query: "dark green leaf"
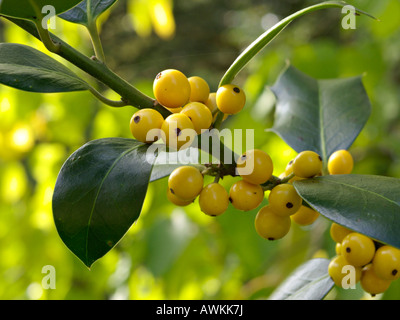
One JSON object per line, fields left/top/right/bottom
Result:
{"left": 59, "top": 0, "right": 118, "bottom": 26}
{"left": 0, "top": 0, "right": 84, "bottom": 21}
{"left": 0, "top": 43, "right": 89, "bottom": 93}
{"left": 268, "top": 258, "right": 334, "bottom": 300}
{"left": 294, "top": 175, "right": 400, "bottom": 248}
{"left": 52, "top": 138, "right": 156, "bottom": 268}
{"left": 269, "top": 64, "right": 371, "bottom": 164}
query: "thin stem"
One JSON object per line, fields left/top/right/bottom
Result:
{"left": 28, "top": 0, "right": 61, "bottom": 53}
{"left": 88, "top": 86, "right": 128, "bottom": 107}
{"left": 218, "top": 1, "right": 378, "bottom": 87}
{"left": 5, "top": 17, "right": 171, "bottom": 118}
{"left": 34, "top": 20, "right": 61, "bottom": 53}
{"left": 87, "top": 21, "right": 106, "bottom": 63}
{"left": 212, "top": 111, "right": 224, "bottom": 130}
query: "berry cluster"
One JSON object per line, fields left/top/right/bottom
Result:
{"left": 329, "top": 223, "right": 400, "bottom": 296}
{"left": 167, "top": 149, "right": 326, "bottom": 242}
{"left": 256, "top": 150, "right": 323, "bottom": 241}
{"left": 325, "top": 150, "right": 399, "bottom": 297}
{"left": 129, "top": 69, "right": 246, "bottom": 149}
{"left": 167, "top": 148, "right": 272, "bottom": 217}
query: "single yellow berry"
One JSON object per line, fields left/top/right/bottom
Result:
{"left": 328, "top": 255, "right": 362, "bottom": 288}
{"left": 129, "top": 108, "right": 164, "bottom": 143}
{"left": 255, "top": 205, "right": 291, "bottom": 240}
{"left": 161, "top": 113, "right": 196, "bottom": 150}
{"left": 168, "top": 166, "right": 203, "bottom": 201}
{"left": 180, "top": 102, "right": 213, "bottom": 134}
{"left": 188, "top": 76, "right": 210, "bottom": 103}
{"left": 229, "top": 180, "right": 264, "bottom": 211}
{"left": 292, "top": 150, "right": 323, "bottom": 178}
{"left": 236, "top": 149, "right": 273, "bottom": 185}
{"left": 153, "top": 69, "right": 191, "bottom": 108}
{"left": 268, "top": 184, "right": 302, "bottom": 217}
{"left": 341, "top": 232, "right": 376, "bottom": 267}
{"left": 199, "top": 183, "right": 229, "bottom": 216}
{"left": 361, "top": 263, "right": 392, "bottom": 296}
{"left": 330, "top": 222, "right": 352, "bottom": 243}
{"left": 291, "top": 205, "right": 320, "bottom": 226}
{"left": 372, "top": 245, "right": 400, "bottom": 281}
{"left": 216, "top": 84, "right": 246, "bottom": 115}
{"left": 328, "top": 149, "right": 354, "bottom": 175}
{"left": 167, "top": 188, "right": 193, "bottom": 206}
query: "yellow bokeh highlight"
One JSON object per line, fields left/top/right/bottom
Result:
{"left": 128, "top": 0, "right": 176, "bottom": 40}
{"left": 0, "top": 161, "right": 28, "bottom": 204}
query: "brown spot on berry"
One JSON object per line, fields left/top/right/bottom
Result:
{"left": 170, "top": 188, "right": 175, "bottom": 194}
{"left": 229, "top": 197, "right": 233, "bottom": 203}
{"left": 346, "top": 247, "right": 351, "bottom": 253}
{"left": 233, "top": 87, "right": 240, "bottom": 93}
{"left": 134, "top": 116, "right": 140, "bottom": 124}
{"left": 318, "top": 155, "right": 322, "bottom": 161}
{"left": 286, "top": 202, "right": 293, "bottom": 209}
{"left": 392, "top": 269, "right": 398, "bottom": 276}
{"left": 268, "top": 237, "right": 275, "bottom": 241}
{"left": 175, "top": 128, "right": 182, "bottom": 136}
{"left": 156, "top": 72, "right": 162, "bottom": 80}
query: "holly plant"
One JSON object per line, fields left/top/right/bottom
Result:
{"left": 1, "top": 0, "right": 399, "bottom": 300}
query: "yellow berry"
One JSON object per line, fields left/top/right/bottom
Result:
{"left": 255, "top": 205, "right": 291, "bottom": 240}
{"left": 229, "top": 180, "right": 264, "bottom": 211}
{"left": 129, "top": 109, "right": 164, "bottom": 143}
{"left": 291, "top": 205, "right": 320, "bottom": 226}
{"left": 328, "top": 149, "right": 354, "bottom": 175}
{"left": 199, "top": 183, "right": 229, "bottom": 216}
{"left": 268, "top": 184, "right": 302, "bottom": 217}
{"left": 341, "top": 232, "right": 376, "bottom": 267}
{"left": 328, "top": 255, "right": 362, "bottom": 288}
{"left": 372, "top": 245, "right": 400, "bottom": 281}
{"left": 330, "top": 222, "right": 352, "bottom": 243}
{"left": 216, "top": 84, "right": 246, "bottom": 115}
{"left": 188, "top": 76, "right": 210, "bottom": 103}
{"left": 153, "top": 69, "right": 191, "bottom": 108}
{"left": 292, "top": 150, "right": 323, "bottom": 178}
{"left": 361, "top": 263, "right": 392, "bottom": 296}
{"left": 236, "top": 149, "right": 273, "bottom": 185}
{"left": 167, "top": 188, "right": 193, "bottom": 206}
{"left": 205, "top": 92, "right": 218, "bottom": 114}
{"left": 168, "top": 166, "right": 203, "bottom": 201}
{"left": 180, "top": 102, "right": 213, "bottom": 134}
{"left": 161, "top": 113, "right": 196, "bottom": 150}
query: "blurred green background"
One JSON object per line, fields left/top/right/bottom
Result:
{"left": 0, "top": 0, "right": 399, "bottom": 300}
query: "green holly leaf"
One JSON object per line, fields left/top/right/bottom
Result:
{"left": 0, "top": 43, "right": 89, "bottom": 93}
{"left": 269, "top": 64, "right": 371, "bottom": 165}
{"left": 294, "top": 175, "right": 400, "bottom": 249}
{"left": 52, "top": 138, "right": 156, "bottom": 268}
{"left": 59, "top": 0, "right": 118, "bottom": 26}
{"left": 0, "top": 0, "right": 84, "bottom": 21}
{"left": 268, "top": 258, "right": 334, "bottom": 300}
